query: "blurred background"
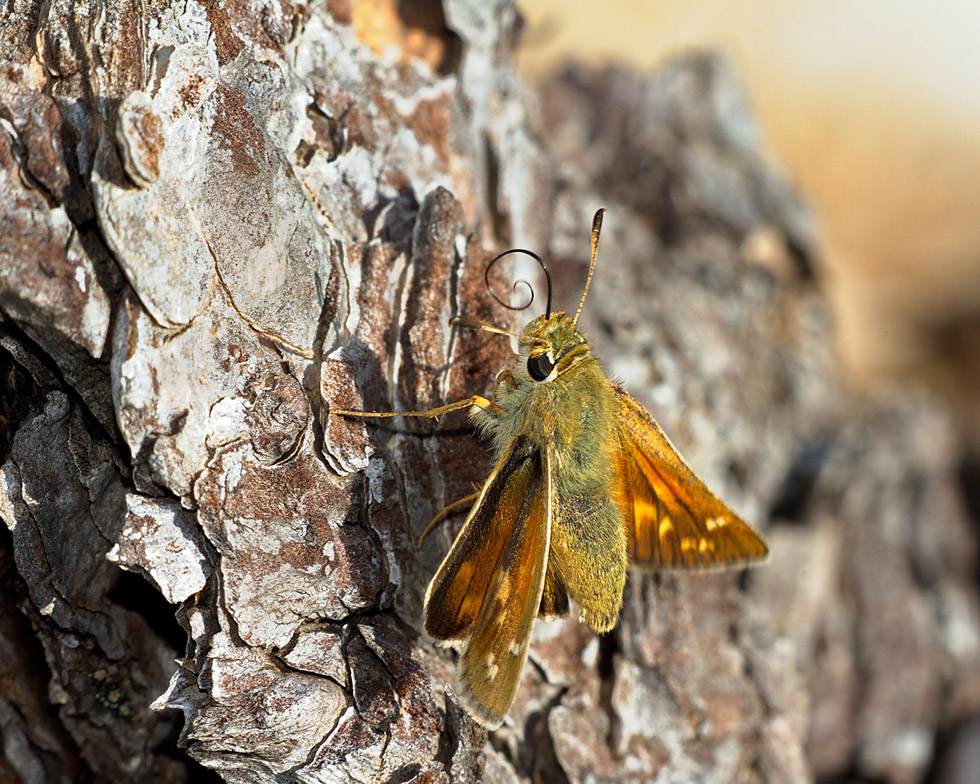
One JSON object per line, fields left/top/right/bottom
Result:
{"left": 516, "top": 0, "right": 980, "bottom": 439}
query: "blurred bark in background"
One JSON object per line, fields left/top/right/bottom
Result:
{"left": 519, "top": 0, "right": 980, "bottom": 439}
{"left": 1, "top": 1, "right": 978, "bottom": 782}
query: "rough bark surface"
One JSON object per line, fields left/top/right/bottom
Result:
{"left": 1, "top": 2, "right": 978, "bottom": 783}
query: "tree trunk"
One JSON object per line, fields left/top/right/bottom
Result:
{"left": 2, "top": 2, "right": 978, "bottom": 782}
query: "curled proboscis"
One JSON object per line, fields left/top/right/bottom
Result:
{"left": 484, "top": 248, "right": 553, "bottom": 318}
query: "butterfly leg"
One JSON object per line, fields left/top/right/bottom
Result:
{"left": 493, "top": 369, "right": 517, "bottom": 395}
{"left": 450, "top": 316, "right": 521, "bottom": 359}
{"left": 416, "top": 491, "right": 480, "bottom": 549}
{"left": 331, "top": 395, "right": 505, "bottom": 421}
{"left": 412, "top": 380, "right": 512, "bottom": 545}
{"left": 450, "top": 315, "right": 519, "bottom": 340}
{"left": 466, "top": 371, "right": 518, "bottom": 433}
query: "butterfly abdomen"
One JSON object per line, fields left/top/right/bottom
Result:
{"left": 550, "top": 486, "right": 628, "bottom": 633}
{"left": 546, "top": 365, "right": 629, "bottom": 633}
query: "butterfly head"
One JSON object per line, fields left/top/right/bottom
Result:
{"left": 518, "top": 312, "right": 591, "bottom": 383}
{"left": 477, "top": 209, "right": 608, "bottom": 385}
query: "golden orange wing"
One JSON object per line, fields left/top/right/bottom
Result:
{"left": 423, "top": 436, "right": 551, "bottom": 727}
{"left": 424, "top": 436, "right": 546, "bottom": 644}
{"left": 613, "top": 385, "right": 768, "bottom": 569}
{"left": 454, "top": 445, "right": 551, "bottom": 727}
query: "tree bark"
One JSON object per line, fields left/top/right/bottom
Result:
{"left": 2, "top": 2, "right": 979, "bottom": 783}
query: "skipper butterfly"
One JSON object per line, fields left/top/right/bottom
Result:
{"left": 333, "top": 210, "right": 768, "bottom": 727}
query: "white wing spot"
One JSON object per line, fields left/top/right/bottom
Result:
{"left": 488, "top": 663, "right": 499, "bottom": 680}
{"left": 509, "top": 640, "right": 522, "bottom": 656}
{"left": 706, "top": 517, "right": 727, "bottom": 531}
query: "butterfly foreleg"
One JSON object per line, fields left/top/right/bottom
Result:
{"left": 467, "top": 370, "right": 517, "bottom": 434}
{"left": 332, "top": 395, "right": 505, "bottom": 422}
{"left": 493, "top": 369, "right": 517, "bottom": 397}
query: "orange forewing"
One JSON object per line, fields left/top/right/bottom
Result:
{"left": 423, "top": 436, "right": 552, "bottom": 727}
{"left": 613, "top": 386, "right": 768, "bottom": 569}
{"left": 456, "top": 448, "right": 551, "bottom": 727}
{"left": 424, "top": 437, "right": 539, "bottom": 642}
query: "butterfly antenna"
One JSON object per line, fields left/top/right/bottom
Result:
{"left": 573, "top": 208, "right": 606, "bottom": 327}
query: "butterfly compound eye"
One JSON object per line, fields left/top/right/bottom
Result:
{"left": 527, "top": 353, "right": 554, "bottom": 381}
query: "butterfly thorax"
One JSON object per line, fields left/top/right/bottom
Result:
{"left": 474, "top": 312, "right": 621, "bottom": 496}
